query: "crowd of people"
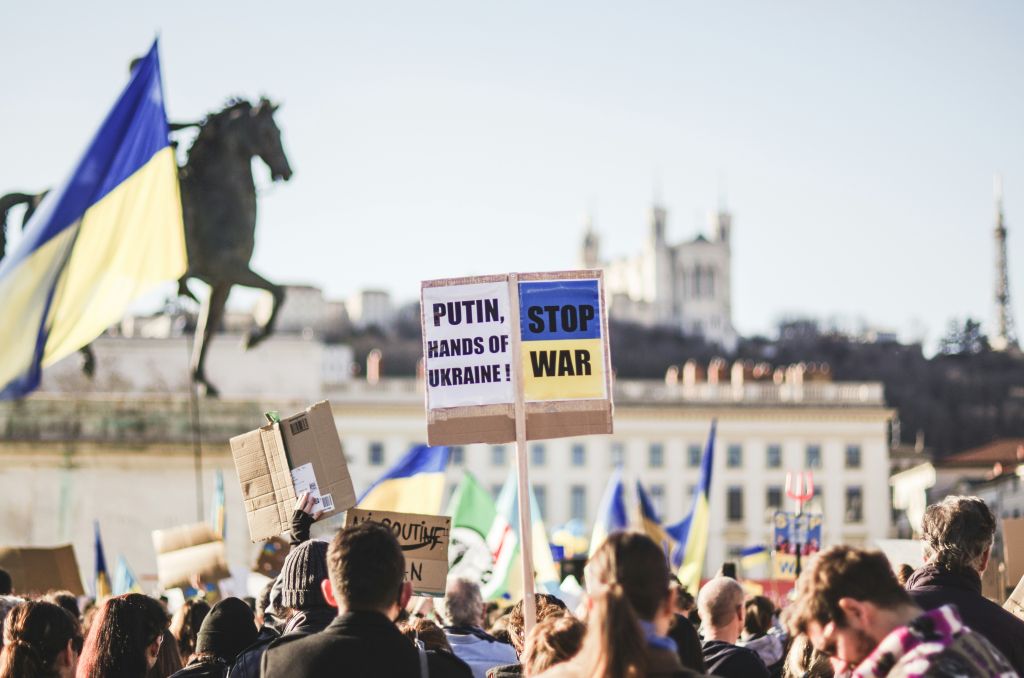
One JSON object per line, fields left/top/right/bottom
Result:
{"left": 1, "top": 493, "right": 1022, "bottom": 677}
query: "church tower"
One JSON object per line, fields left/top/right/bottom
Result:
{"left": 581, "top": 214, "right": 600, "bottom": 269}
{"left": 992, "top": 175, "right": 1019, "bottom": 351}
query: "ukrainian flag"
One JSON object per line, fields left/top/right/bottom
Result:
{"left": 589, "top": 466, "right": 627, "bottom": 557}
{"left": 113, "top": 555, "right": 143, "bottom": 595}
{"left": 637, "top": 481, "right": 677, "bottom": 560}
{"left": 667, "top": 420, "right": 716, "bottom": 594}
{"left": 94, "top": 521, "right": 111, "bottom": 599}
{"left": 739, "top": 545, "right": 770, "bottom": 571}
{"left": 0, "top": 40, "right": 186, "bottom": 398}
{"left": 358, "top": 444, "right": 449, "bottom": 513}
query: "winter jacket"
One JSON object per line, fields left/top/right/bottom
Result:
{"left": 701, "top": 639, "right": 770, "bottom": 678}
{"left": 169, "top": 657, "right": 229, "bottom": 678}
{"left": 444, "top": 627, "right": 519, "bottom": 678}
{"left": 906, "top": 563, "right": 1024, "bottom": 674}
{"left": 667, "top": 613, "right": 706, "bottom": 673}
{"left": 225, "top": 626, "right": 278, "bottom": 678}
{"left": 740, "top": 631, "right": 785, "bottom": 678}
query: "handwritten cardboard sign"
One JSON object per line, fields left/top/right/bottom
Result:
{"left": 344, "top": 508, "right": 450, "bottom": 597}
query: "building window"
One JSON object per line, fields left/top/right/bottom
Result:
{"left": 846, "top": 487, "right": 863, "bottom": 522}
{"left": 649, "top": 443, "right": 664, "bottom": 468}
{"left": 450, "top": 446, "right": 465, "bottom": 466}
{"left": 845, "top": 444, "right": 862, "bottom": 469}
{"left": 806, "top": 444, "right": 822, "bottom": 470}
{"left": 610, "top": 442, "right": 624, "bottom": 467}
{"left": 727, "top": 444, "right": 742, "bottom": 468}
{"left": 649, "top": 484, "right": 665, "bottom": 514}
{"left": 491, "top": 445, "right": 506, "bottom": 467}
{"left": 534, "top": 485, "right": 547, "bottom": 518}
{"left": 688, "top": 444, "right": 702, "bottom": 468}
{"left": 727, "top": 486, "right": 744, "bottom": 522}
{"left": 570, "top": 485, "right": 586, "bottom": 521}
{"left": 767, "top": 486, "right": 783, "bottom": 511}
{"left": 369, "top": 442, "right": 385, "bottom": 466}
{"left": 767, "top": 444, "right": 782, "bottom": 469}
{"left": 531, "top": 443, "right": 546, "bottom": 467}
{"left": 571, "top": 444, "right": 585, "bottom": 467}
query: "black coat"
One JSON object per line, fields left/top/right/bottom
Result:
{"left": 906, "top": 564, "right": 1024, "bottom": 674}
{"left": 261, "top": 610, "right": 419, "bottom": 678}
{"left": 225, "top": 626, "right": 278, "bottom": 678}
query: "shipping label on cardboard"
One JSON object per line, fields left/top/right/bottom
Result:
{"left": 290, "top": 463, "right": 325, "bottom": 511}
{"left": 345, "top": 508, "right": 451, "bottom": 596}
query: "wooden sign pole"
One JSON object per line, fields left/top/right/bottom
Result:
{"left": 507, "top": 273, "right": 538, "bottom": 636}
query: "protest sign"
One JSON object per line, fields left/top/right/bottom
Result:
{"left": 152, "top": 523, "right": 230, "bottom": 590}
{"left": 0, "top": 545, "right": 84, "bottom": 595}
{"left": 254, "top": 536, "right": 291, "bottom": 579}
{"left": 1002, "top": 517, "right": 1024, "bottom": 586}
{"left": 344, "top": 508, "right": 450, "bottom": 596}
{"left": 229, "top": 401, "right": 357, "bottom": 542}
{"left": 772, "top": 511, "right": 823, "bottom": 555}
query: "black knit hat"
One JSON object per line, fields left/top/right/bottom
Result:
{"left": 195, "top": 597, "right": 257, "bottom": 662}
{"left": 280, "top": 540, "right": 330, "bottom": 609}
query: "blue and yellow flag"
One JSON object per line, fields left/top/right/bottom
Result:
{"left": 739, "top": 545, "right": 770, "bottom": 571}
{"left": 589, "top": 466, "right": 628, "bottom": 557}
{"left": 112, "top": 555, "right": 143, "bottom": 595}
{"left": 0, "top": 40, "right": 186, "bottom": 398}
{"left": 637, "top": 480, "right": 677, "bottom": 559}
{"left": 210, "top": 469, "right": 226, "bottom": 539}
{"left": 358, "top": 444, "right": 448, "bottom": 513}
{"left": 94, "top": 521, "right": 111, "bottom": 599}
{"left": 667, "top": 420, "right": 716, "bottom": 593}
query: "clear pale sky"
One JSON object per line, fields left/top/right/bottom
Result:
{"left": 3, "top": 2, "right": 1022, "bottom": 345}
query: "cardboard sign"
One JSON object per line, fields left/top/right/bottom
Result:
{"left": 422, "top": 271, "right": 613, "bottom": 445}
{"left": 773, "top": 553, "right": 798, "bottom": 581}
{"left": 1002, "top": 517, "right": 1024, "bottom": 586}
{"left": 344, "top": 508, "right": 450, "bottom": 597}
{"left": 1004, "top": 572, "right": 1024, "bottom": 620}
{"left": 254, "top": 536, "right": 291, "bottom": 579}
{"left": 229, "top": 401, "right": 357, "bottom": 542}
{"left": 152, "top": 523, "right": 231, "bottom": 590}
{"left": 0, "top": 545, "right": 84, "bottom": 595}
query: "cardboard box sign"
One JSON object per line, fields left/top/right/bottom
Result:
{"left": 254, "top": 537, "right": 291, "bottom": 579}
{"left": 344, "top": 508, "right": 450, "bottom": 597}
{"left": 152, "top": 523, "right": 230, "bottom": 590}
{"left": 1003, "top": 517, "right": 1024, "bottom": 587}
{"left": 229, "top": 401, "right": 357, "bottom": 543}
{"left": 0, "top": 545, "right": 84, "bottom": 596}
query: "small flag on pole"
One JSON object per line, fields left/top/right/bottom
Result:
{"left": 94, "top": 521, "right": 111, "bottom": 598}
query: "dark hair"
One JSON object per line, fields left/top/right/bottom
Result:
{"left": 145, "top": 630, "right": 182, "bottom": 678}
{"left": 786, "top": 546, "right": 911, "bottom": 635}
{"left": 0, "top": 570, "right": 10, "bottom": 596}
{"left": 327, "top": 522, "right": 405, "bottom": 612}
{"left": 922, "top": 496, "right": 996, "bottom": 572}
{"left": 521, "top": 616, "right": 585, "bottom": 676}
{"left": 0, "top": 601, "right": 82, "bottom": 678}
{"left": 743, "top": 595, "right": 774, "bottom": 637}
{"left": 43, "top": 591, "right": 80, "bottom": 621}
{"left": 507, "top": 594, "right": 568, "bottom": 654}
{"left": 169, "top": 599, "right": 210, "bottom": 659}
{"left": 77, "top": 593, "right": 169, "bottom": 678}
{"left": 397, "top": 617, "right": 452, "bottom": 653}
{"left": 669, "top": 575, "right": 695, "bottom": 613}
{"left": 895, "top": 563, "right": 915, "bottom": 587}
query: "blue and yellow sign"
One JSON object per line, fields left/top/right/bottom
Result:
{"left": 518, "top": 279, "right": 606, "bottom": 401}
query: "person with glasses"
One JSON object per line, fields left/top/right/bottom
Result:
{"left": 784, "top": 546, "right": 1016, "bottom": 677}
{"left": 0, "top": 600, "right": 83, "bottom": 678}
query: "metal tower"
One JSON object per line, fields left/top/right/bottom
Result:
{"left": 992, "top": 175, "right": 1019, "bottom": 351}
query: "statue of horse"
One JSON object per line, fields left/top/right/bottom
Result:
{"left": 0, "top": 96, "right": 293, "bottom": 397}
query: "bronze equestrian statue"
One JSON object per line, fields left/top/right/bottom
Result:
{"left": 0, "top": 96, "right": 293, "bottom": 397}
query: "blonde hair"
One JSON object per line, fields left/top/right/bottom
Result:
{"left": 521, "top": 616, "right": 585, "bottom": 676}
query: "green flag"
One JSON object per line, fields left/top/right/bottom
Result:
{"left": 447, "top": 472, "right": 499, "bottom": 589}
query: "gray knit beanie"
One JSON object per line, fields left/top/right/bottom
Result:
{"left": 280, "top": 540, "right": 329, "bottom": 609}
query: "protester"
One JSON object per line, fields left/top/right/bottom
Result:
{"left": 44, "top": 592, "right": 81, "bottom": 622}
{"left": 666, "top": 578, "right": 705, "bottom": 673}
{"left": 786, "top": 545, "right": 1015, "bottom": 677}
{"left": 260, "top": 522, "right": 421, "bottom": 676}
{"left": 487, "top": 593, "right": 568, "bottom": 677}
{"left": 697, "top": 577, "right": 769, "bottom": 678}
{"left": 905, "top": 495, "right": 1024, "bottom": 674}
{"left": 170, "top": 597, "right": 256, "bottom": 677}
{"left": 781, "top": 634, "right": 832, "bottom": 678}
{"left": 740, "top": 595, "right": 785, "bottom": 677}
{"left": 520, "top": 616, "right": 585, "bottom": 677}
{"left": 0, "top": 569, "right": 10, "bottom": 596}
{"left": 442, "top": 578, "right": 518, "bottom": 678}
{"left": 0, "top": 600, "right": 82, "bottom": 678}
{"left": 77, "top": 592, "right": 169, "bottom": 678}
{"left": 169, "top": 600, "right": 210, "bottom": 662}
{"left": 0, "top": 596, "right": 26, "bottom": 648}
{"left": 146, "top": 630, "right": 183, "bottom": 678}
{"left": 539, "top": 531, "right": 703, "bottom": 678}
{"left": 399, "top": 617, "right": 474, "bottom": 677}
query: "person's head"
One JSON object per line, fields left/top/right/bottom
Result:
{"left": 785, "top": 546, "right": 915, "bottom": 672}
{"left": 397, "top": 617, "right": 452, "bottom": 653}
{"left": 77, "top": 593, "right": 169, "bottom": 678}
{"left": 145, "top": 630, "right": 182, "bottom": 678}
{"left": 507, "top": 594, "right": 568, "bottom": 655}
{"left": 324, "top": 522, "right": 411, "bottom": 619}
{"left": 0, "top": 596, "right": 26, "bottom": 647}
{"left": 168, "top": 598, "right": 210, "bottom": 659}
{"left": 0, "top": 569, "right": 10, "bottom": 596}
{"left": 193, "top": 597, "right": 257, "bottom": 664}
{"left": 280, "top": 540, "right": 330, "bottom": 610}
{"left": 522, "top": 616, "right": 586, "bottom": 677}
{"left": 782, "top": 633, "right": 834, "bottom": 678}
{"left": 894, "top": 563, "right": 915, "bottom": 587}
{"left": 668, "top": 575, "right": 695, "bottom": 615}
{"left": 43, "top": 592, "right": 79, "bottom": 621}
{"left": 921, "top": 495, "right": 996, "bottom": 573}
{"left": 696, "top": 576, "right": 745, "bottom": 643}
{"left": 443, "top": 578, "right": 485, "bottom": 628}
{"left": 743, "top": 595, "right": 775, "bottom": 639}
{"left": 0, "top": 600, "right": 82, "bottom": 678}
